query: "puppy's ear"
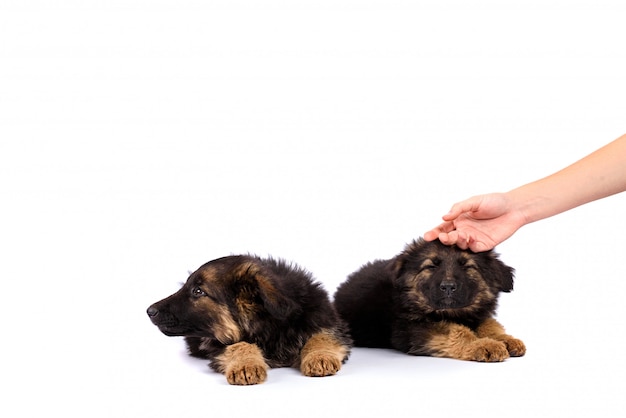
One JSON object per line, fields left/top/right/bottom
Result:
{"left": 233, "top": 261, "right": 301, "bottom": 320}
{"left": 392, "top": 238, "right": 428, "bottom": 277}
{"left": 390, "top": 257, "right": 406, "bottom": 278}
{"left": 256, "top": 274, "right": 302, "bottom": 320}
{"left": 484, "top": 252, "right": 515, "bottom": 293}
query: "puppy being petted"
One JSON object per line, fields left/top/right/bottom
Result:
{"left": 334, "top": 238, "right": 525, "bottom": 362}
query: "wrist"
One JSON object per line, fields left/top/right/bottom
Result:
{"left": 505, "top": 188, "right": 541, "bottom": 227}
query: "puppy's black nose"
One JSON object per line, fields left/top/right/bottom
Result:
{"left": 147, "top": 306, "right": 159, "bottom": 317}
{"left": 439, "top": 280, "right": 457, "bottom": 296}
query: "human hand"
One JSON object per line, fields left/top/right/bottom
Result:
{"left": 423, "top": 193, "right": 525, "bottom": 252}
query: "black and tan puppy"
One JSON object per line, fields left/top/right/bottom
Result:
{"left": 147, "top": 255, "right": 352, "bottom": 385}
{"left": 334, "top": 238, "right": 525, "bottom": 362}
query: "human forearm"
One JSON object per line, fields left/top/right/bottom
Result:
{"left": 508, "top": 134, "right": 626, "bottom": 225}
{"left": 424, "top": 134, "right": 626, "bottom": 252}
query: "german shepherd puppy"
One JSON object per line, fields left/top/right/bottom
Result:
{"left": 148, "top": 255, "right": 352, "bottom": 385}
{"left": 334, "top": 238, "right": 525, "bottom": 362}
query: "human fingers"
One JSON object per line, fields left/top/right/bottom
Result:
{"left": 424, "top": 221, "right": 456, "bottom": 241}
{"left": 441, "top": 196, "right": 482, "bottom": 222}
{"left": 437, "top": 230, "right": 465, "bottom": 248}
{"left": 451, "top": 231, "right": 473, "bottom": 250}
{"left": 423, "top": 229, "right": 439, "bottom": 241}
{"left": 438, "top": 228, "right": 476, "bottom": 250}
{"left": 432, "top": 224, "right": 494, "bottom": 252}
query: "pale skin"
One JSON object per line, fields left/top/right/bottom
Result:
{"left": 424, "top": 134, "right": 626, "bottom": 252}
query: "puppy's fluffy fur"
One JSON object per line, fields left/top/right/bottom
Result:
{"left": 148, "top": 255, "right": 352, "bottom": 385}
{"left": 334, "top": 238, "right": 525, "bottom": 362}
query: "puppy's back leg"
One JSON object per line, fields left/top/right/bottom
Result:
{"left": 300, "top": 330, "right": 350, "bottom": 377}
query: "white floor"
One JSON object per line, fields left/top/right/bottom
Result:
{"left": 2, "top": 1, "right": 626, "bottom": 417}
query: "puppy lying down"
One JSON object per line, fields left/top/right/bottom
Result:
{"left": 334, "top": 238, "right": 525, "bottom": 362}
{"left": 148, "top": 255, "right": 352, "bottom": 385}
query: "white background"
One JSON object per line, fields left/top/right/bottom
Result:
{"left": 1, "top": 0, "right": 625, "bottom": 417}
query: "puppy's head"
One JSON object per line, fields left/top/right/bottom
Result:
{"left": 146, "top": 255, "right": 299, "bottom": 344}
{"left": 392, "top": 238, "right": 514, "bottom": 318}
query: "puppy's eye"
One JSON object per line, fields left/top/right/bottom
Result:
{"left": 192, "top": 287, "right": 207, "bottom": 297}
{"left": 459, "top": 259, "right": 477, "bottom": 271}
{"left": 420, "top": 260, "right": 439, "bottom": 272}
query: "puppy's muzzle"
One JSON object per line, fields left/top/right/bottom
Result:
{"left": 146, "top": 304, "right": 186, "bottom": 336}
{"left": 147, "top": 305, "right": 159, "bottom": 319}
{"left": 439, "top": 279, "right": 457, "bottom": 298}
{"left": 146, "top": 304, "right": 174, "bottom": 327}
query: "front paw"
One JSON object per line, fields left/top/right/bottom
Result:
{"left": 224, "top": 363, "right": 268, "bottom": 385}
{"left": 502, "top": 337, "right": 526, "bottom": 357}
{"left": 467, "top": 338, "right": 510, "bottom": 362}
{"left": 301, "top": 352, "right": 342, "bottom": 377}
{"left": 216, "top": 342, "right": 269, "bottom": 385}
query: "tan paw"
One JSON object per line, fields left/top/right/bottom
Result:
{"left": 467, "top": 338, "right": 510, "bottom": 362}
{"left": 225, "top": 363, "right": 268, "bottom": 385}
{"left": 502, "top": 337, "right": 526, "bottom": 357}
{"left": 301, "top": 352, "right": 342, "bottom": 377}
